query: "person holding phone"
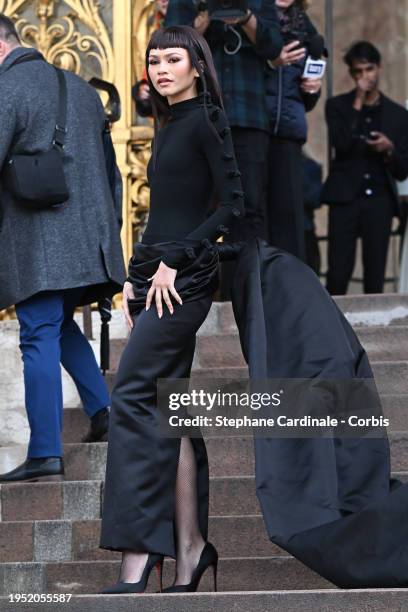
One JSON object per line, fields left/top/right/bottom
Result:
{"left": 265, "top": 0, "right": 324, "bottom": 261}
{"left": 322, "top": 41, "right": 408, "bottom": 295}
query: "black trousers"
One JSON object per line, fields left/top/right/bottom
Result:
{"left": 326, "top": 193, "right": 394, "bottom": 295}
{"left": 219, "top": 127, "right": 269, "bottom": 300}
{"left": 266, "top": 138, "right": 305, "bottom": 261}
{"left": 99, "top": 294, "right": 213, "bottom": 558}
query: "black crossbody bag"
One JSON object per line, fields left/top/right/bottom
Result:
{"left": 2, "top": 53, "right": 69, "bottom": 210}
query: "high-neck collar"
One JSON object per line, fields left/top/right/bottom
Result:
{"left": 169, "top": 91, "right": 211, "bottom": 118}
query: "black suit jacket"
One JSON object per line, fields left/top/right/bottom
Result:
{"left": 321, "top": 90, "right": 408, "bottom": 216}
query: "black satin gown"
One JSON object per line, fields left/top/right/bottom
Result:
{"left": 100, "top": 236, "right": 408, "bottom": 588}
{"left": 99, "top": 239, "right": 219, "bottom": 558}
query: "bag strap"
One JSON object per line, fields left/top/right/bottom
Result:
{"left": 4, "top": 52, "right": 68, "bottom": 151}
{"left": 52, "top": 67, "right": 67, "bottom": 151}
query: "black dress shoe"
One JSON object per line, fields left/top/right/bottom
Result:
{"left": 100, "top": 553, "right": 164, "bottom": 594}
{"left": 0, "top": 457, "right": 64, "bottom": 483}
{"left": 81, "top": 407, "right": 109, "bottom": 443}
{"left": 161, "top": 541, "right": 218, "bottom": 592}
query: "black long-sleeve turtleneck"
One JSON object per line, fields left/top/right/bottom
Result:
{"left": 141, "top": 91, "right": 245, "bottom": 268}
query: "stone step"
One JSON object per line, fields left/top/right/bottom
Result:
{"left": 0, "top": 477, "right": 257, "bottom": 522}
{"left": 185, "top": 361, "right": 408, "bottom": 396}
{"left": 333, "top": 293, "right": 408, "bottom": 327}
{"left": 4, "top": 430, "right": 408, "bottom": 488}
{"left": 0, "top": 557, "right": 334, "bottom": 595}
{"left": 105, "top": 361, "right": 408, "bottom": 395}
{"left": 109, "top": 325, "right": 408, "bottom": 372}
{"left": 60, "top": 393, "right": 408, "bottom": 444}
{"left": 0, "top": 515, "right": 285, "bottom": 563}
{"left": 198, "top": 294, "right": 408, "bottom": 335}
{"left": 1, "top": 471, "right": 407, "bottom": 524}
{"left": 354, "top": 327, "right": 408, "bottom": 362}
{"left": 1, "top": 590, "right": 407, "bottom": 612}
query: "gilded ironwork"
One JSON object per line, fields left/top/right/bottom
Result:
{"left": 6, "top": 0, "right": 115, "bottom": 80}
{"left": 131, "top": 0, "right": 155, "bottom": 86}
{"left": 129, "top": 133, "right": 152, "bottom": 243}
{"left": 0, "top": 1, "right": 27, "bottom": 14}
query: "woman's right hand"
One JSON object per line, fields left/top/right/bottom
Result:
{"left": 123, "top": 280, "right": 136, "bottom": 331}
{"left": 269, "top": 41, "right": 306, "bottom": 68}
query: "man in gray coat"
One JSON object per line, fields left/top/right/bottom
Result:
{"left": 0, "top": 15, "right": 126, "bottom": 482}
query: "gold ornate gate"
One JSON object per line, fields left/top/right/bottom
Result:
{"left": 1, "top": 0, "right": 155, "bottom": 318}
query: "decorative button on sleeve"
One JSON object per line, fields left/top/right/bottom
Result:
{"left": 184, "top": 105, "right": 245, "bottom": 242}
{"left": 160, "top": 104, "right": 245, "bottom": 268}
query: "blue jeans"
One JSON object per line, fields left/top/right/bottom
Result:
{"left": 15, "top": 288, "right": 111, "bottom": 458}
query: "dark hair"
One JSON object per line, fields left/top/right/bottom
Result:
{"left": 344, "top": 41, "right": 381, "bottom": 68}
{"left": 145, "top": 25, "right": 224, "bottom": 170}
{"left": 0, "top": 14, "right": 20, "bottom": 44}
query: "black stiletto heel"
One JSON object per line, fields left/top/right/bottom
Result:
{"left": 212, "top": 558, "right": 218, "bottom": 592}
{"left": 100, "top": 552, "right": 164, "bottom": 594}
{"left": 161, "top": 541, "right": 218, "bottom": 593}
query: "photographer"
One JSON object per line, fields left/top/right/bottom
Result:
{"left": 265, "top": 0, "right": 324, "bottom": 261}
{"left": 323, "top": 41, "right": 408, "bottom": 295}
{"left": 166, "top": 0, "right": 283, "bottom": 298}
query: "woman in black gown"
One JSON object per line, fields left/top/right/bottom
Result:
{"left": 99, "top": 25, "right": 244, "bottom": 593}
{"left": 99, "top": 24, "right": 408, "bottom": 594}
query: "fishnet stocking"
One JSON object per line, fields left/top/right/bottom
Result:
{"left": 118, "top": 436, "right": 205, "bottom": 585}
{"left": 172, "top": 436, "right": 206, "bottom": 584}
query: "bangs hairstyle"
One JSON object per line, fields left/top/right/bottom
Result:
{"left": 145, "top": 25, "right": 224, "bottom": 170}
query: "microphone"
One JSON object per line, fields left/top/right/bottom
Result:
{"left": 308, "top": 34, "right": 326, "bottom": 60}
{"left": 302, "top": 34, "right": 327, "bottom": 80}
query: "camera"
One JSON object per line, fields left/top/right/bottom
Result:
{"left": 206, "top": 0, "right": 248, "bottom": 19}
{"left": 196, "top": 0, "right": 208, "bottom": 12}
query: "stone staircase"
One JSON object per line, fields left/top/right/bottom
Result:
{"left": 1, "top": 294, "right": 408, "bottom": 611}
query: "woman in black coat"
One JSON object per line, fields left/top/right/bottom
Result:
{"left": 266, "top": 0, "right": 323, "bottom": 260}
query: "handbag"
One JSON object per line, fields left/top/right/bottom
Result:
{"left": 2, "top": 53, "right": 69, "bottom": 210}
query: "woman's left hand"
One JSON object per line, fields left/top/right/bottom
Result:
{"left": 145, "top": 261, "right": 183, "bottom": 318}
{"left": 300, "top": 78, "right": 322, "bottom": 95}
